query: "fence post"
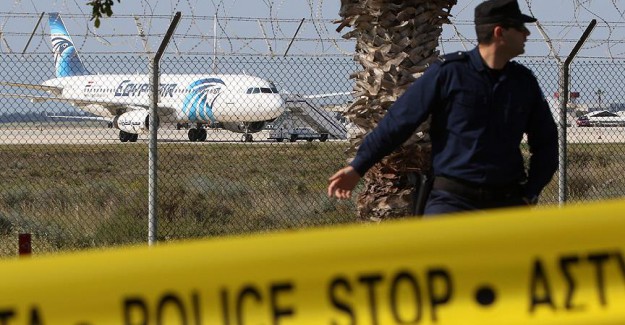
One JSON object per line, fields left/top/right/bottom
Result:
{"left": 21, "top": 12, "right": 45, "bottom": 54}
{"left": 18, "top": 233, "right": 31, "bottom": 257}
{"left": 148, "top": 12, "right": 181, "bottom": 246}
{"left": 558, "top": 19, "right": 596, "bottom": 205}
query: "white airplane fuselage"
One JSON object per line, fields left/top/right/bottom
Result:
{"left": 0, "top": 13, "right": 287, "bottom": 142}
{"left": 42, "top": 74, "right": 285, "bottom": 125}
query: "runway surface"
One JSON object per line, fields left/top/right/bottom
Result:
{"left": 0, "top": 126, "right": 278, "bottom": 145}
{"left": 0, "top": 124, "right": 623, "bottom": 145}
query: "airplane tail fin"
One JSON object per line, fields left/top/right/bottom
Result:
{"left": 49, "top": 13, "right": 90, "bottom": 78}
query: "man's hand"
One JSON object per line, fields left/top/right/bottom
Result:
{"left": 327, "top": 166, "right": 361, "bottom": 199}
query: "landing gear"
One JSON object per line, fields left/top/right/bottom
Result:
{"left": 119, "top": 131, "right": 138, "bottom": 143}
{"left": 198, "top": 128, "right": 207, "bottom": 141}
{"left": 241, "top": 133, "right": 253, "bottom": 142}
{"left": 188, "top": 128, "right": 198, "bottom": 141}
{"left": 187, "top": 124, "right": 208, "bottom": 142}
{"left": 176, "top": 122, "right": 190, "bottom": 130}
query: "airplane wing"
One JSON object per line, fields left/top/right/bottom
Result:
{"left": 0, "top": 92, "right": 177, "bottom": 117}
{"left": 0, "top": 81, "right": 63, "bottom": 96}
{"left": 0, "top": 92, "right": 126, "bottom": 109}
{"left": 281, "top": 92, "right": 354, "bottom": 102}
{"left": 300, "top": 92, "right": 354, "bottom": 99}
{"left": 47, "top": 115, "right": 113, "bottom": 122}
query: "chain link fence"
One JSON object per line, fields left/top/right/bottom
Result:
{"left": 0, "top": 53, "right": 624, "bottom": 257}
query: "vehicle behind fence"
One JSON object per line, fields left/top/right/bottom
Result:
{"left": 0, "top": 54, "right": 624, "bottom": 256}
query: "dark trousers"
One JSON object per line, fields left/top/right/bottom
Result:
{"left": 423, "top": 177, "right": 527, "bottom": 216}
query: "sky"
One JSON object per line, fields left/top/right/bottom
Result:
{"left": 2, "top": 0, "right": 625, "bottom": 58}
{"left": 0, "top": 0, "right": 350, "bottom": 56}
{"left": 2, "top": 0, "right": 625, "bottom": 107}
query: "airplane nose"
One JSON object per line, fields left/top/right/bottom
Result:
{"left": 267, "top": 95, "right": 284, "bottom": 118}
{"left": 274, "top": 94, "right": 285, "bottom": 111}
{"left": 261, "top": 94, "right": 285, "bottom": 120}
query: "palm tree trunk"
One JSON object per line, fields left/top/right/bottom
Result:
{"left": 337, "top": 0, "right": 456, "bottom": 221}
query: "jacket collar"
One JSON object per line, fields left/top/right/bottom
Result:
{"left": 469, "top": 47, "right": 487, "bottom": 72}
{"left": 469, "top": 46, "right": 512, "bottom": 75}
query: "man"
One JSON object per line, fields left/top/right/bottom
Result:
{"left": 327, "top": 0, "right": 558, "bottom": 215}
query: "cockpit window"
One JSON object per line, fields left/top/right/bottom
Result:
{"left": 269, "top": 82, "right": 279, "bottom": 93}
{"left": 246, "top": 87, "right": 278, "bottom": 94}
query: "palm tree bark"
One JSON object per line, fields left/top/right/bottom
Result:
{"left": 336, "top": 0, "right": 456, "bottom": 221}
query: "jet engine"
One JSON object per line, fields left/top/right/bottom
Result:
{"left": 220, "top": 121, "right": 266, "bottom": 133}
{"left": 112, "top": 110, "right": 157, "bottom": 134}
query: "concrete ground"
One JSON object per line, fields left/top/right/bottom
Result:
{"left": 0, "top": 126, "right": 276, "bottom": 144}
{"left": 0, "top": 124, "right": 623, "bottom": 145}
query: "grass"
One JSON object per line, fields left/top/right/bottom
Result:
{"left": 542, "top": 143, "right": 625, "bottom": 203}
{"left": 0, "top": 142, "right": 356, "bottom": 256}
{"left": 0, "top": 141, "right": 623, "bottom": 257}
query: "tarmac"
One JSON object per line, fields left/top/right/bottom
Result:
{"left": 0, "top": 124, "right": 623, "bottom": 145}
{"left": 0, "top": 125, "right": 276, "bottom": 145}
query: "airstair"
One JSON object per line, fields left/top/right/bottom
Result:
{"left": 271, "top": 96, "right": 348, "bottom": 140}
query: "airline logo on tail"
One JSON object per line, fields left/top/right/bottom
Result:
{"left": 49, "top": 13, "right": 90, "bottom": 78}
{"left": 183, "top": 78, "right": 225, "bottom": 122}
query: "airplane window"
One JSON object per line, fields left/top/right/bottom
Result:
{"left": 269, "top": 82, "right": 279, "bottom": 93}
{"left": 245, "top": 88, "right": 277, "bottom": 94}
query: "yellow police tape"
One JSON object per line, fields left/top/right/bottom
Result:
{"left": 1, "top": 199, "right": 625, "bottom": 325}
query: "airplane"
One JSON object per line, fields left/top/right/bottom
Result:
{"left": 0, "top": 13, "right": 285, "bottom": 143}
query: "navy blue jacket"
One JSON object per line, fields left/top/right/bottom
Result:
{"left": 350, "top": 47, "right": 558, "bottom": 199}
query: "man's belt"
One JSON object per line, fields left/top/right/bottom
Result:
{"left": 432, "top": 176, "right": 523, "bottom": 202}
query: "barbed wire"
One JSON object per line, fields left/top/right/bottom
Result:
{"left": 2, "top": 1, "right": 625, "bottom": 59}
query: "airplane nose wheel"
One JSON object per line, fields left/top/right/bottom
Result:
{"left": 241, "top": 134, "right": 253, "bottom": 142}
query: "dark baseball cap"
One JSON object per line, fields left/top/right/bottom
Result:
{"left": 475, "top": 0, "right": 537, "bottom": 25}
